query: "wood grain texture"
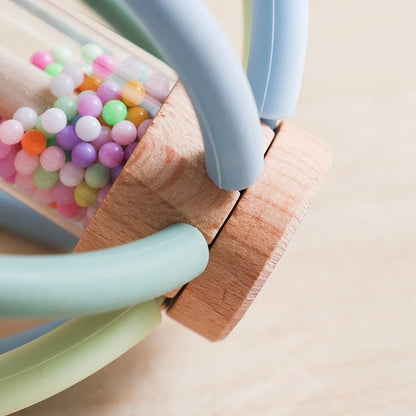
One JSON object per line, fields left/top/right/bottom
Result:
{"left": 0, "top": 47, "right": 54, "bottom": 119}
{"left": 75, "top": 82, "right": 274, "bottom": 252}
{"left": 168, "top": 121, "right": 332, "bottom": 340}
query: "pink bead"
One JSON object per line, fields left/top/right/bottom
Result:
{"left": 52, "top": 181, "right": 75, "bottom": 205}
{"left": 144, "top": 72, "right": 170, "bottom": 102}
{"left": 137, "top": 119, "right": 152, "bottom": 139}
{"left": 78, "top": 93, "right": 103, "bottom": 117}
{"left": 97, "top": 81, "right": 121, "bottom": 104}
{"left": 91, "top": 126, "right": 112, "bottom": 150}
{"left": 0, "top": 155, "right": 16, "bottom": 178}
{"left": 57, "top": 201, "right": 82, "bottom": 218}
{"left": 14, "top": 150, "right": 39, "bottom": 175}
{"left": 98, "top": 184, "right": 111, "bottom": 204}
{"left": 4, "top": 173, "right": 16, "bottom": 184}
{"left": 92, "top": 54, "right": 115, "bottom": 79}
{"left": 34, "top": 188, "right": 54, "bottom": 205}
{"left": 40, "top": 146, "right": 66, "bottom": 171}
{"left": 0, "top": 119, "right": 24, "bottom": 145}
{"left": 111, "top": 120, "right": 137, "bottom": 145}
{"left": 0, "top": 141, "right": 10, "bottom": 159}
{"left": 14, "top": 173, "right": 35, "bottom": 193}
{"left": 30, "top": 51, "right": 54, "bottom": 70}
{"left": 98, "top": 142, "right": 124, "bottom": 168}
{"left": 59, "top": 162, "right": 85, "bottom": 187}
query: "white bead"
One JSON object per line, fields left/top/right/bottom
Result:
{"left": 75, "top": 116, "right": 101, "bottom": 142}
{"left": 59, "top": 162, "right": 85, "bottom": 186}
{"left": 62, "top": 63, "right": 85, "bottom": 88}
{"left": 50, "top": 73, "right": 75, "bottom": 98}
{"left": 41, "top": 108, "right": 67, "bottom": 134}
{"left": 13, "top": 107, "right": 38, "bottom": 131}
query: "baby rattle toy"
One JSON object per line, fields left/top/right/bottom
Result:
{"left": 0, "top": 0, "right": 331, "bottom": 413}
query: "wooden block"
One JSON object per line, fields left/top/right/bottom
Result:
{"left": 76, "top": 82, "right": 274, "bottom": 252}
{"left": 167, "top": 121, "right": 332, "bottom": 341}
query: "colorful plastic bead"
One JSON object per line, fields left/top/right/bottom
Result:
{"left": 52, "top": 181, "right": 75, "bottom": 205}
{"left": 110, "top": 165, "right": 123, "bottom": 183}
{"left": 124, "top": 141, "right": 138, "bottom": 161}
{"left": 14, "top": 173, "right": 35, "bottom": 193}
{"left": 145, "top": 73, "right": 171, "bottom": 102}
{"left": 111, "top": 120, "right": 137, "bottom": 145}
{"left": 81, "top": 43, "right": 104, "bottom": 64}
{"left": 33, "top": 166, "right": 59, "bottom": 190}
{"left": 50, "top": 73, "right": 75, "bottom": 98}
{"left": 0, "top": 141, "right": 10, "bottom": 159}
{"left": 97, "top": 81, "right": 121, "bottom": 104}
{"left": 34, "top": 117, "right": 55, "bottom": 139}
{"left": 51, "top": 45, "right": 73, "bottom": 65}
{"left": 41, "top": 108, "right": 67, "bottom": 134}
{"left": 101, "top": 100, "right": 127, "bottom": 126}
{"left": 13, "top": 107, "right": 38, "bottom": 131}
{"left": 78, "top": 94, "right": 103, "bottom": 118}
{"left": 98, "top": 142, "right": 124, "bottom": 168}
{"left": 54, "top": 97, "right": 77, "bottom": 121}
{"left": 57, "top": 201, "right": 82, "bottom": 219}
{"left": 74, "top": 181, "right": 98, "bottom": 207}
{"left": 91, "top": 126, "right": 111, "bottom": 150}
{"left": 56, "top": 126, "right": 81, "bottom": 151}
{"left": 44, "top": 62, "right": 63, "bottom": 77}
{"left": 59, "top": 162, "right": 85, "bottom": 187}
{"left": 75, "top": 116, "right": 101, "bottom": 142}
{"left": 30, "top": 51, "right": 54, "bottom": 70}
{"left": 121, "top": 80, "right": 146, "bottom": 107}
{"left": 137, "top": 119, "right": 152, "bottom": 139}
{"left": 85, "top": 163, "right": 110, "bottom": 189}
{"left": 34, "top": 188, "right": 54, "bottom": 205}
{"left": 126, "top": 106, "right": 149, "bottom": 127}
{"left": 0, "top": 119, "right": 24, "bottom": 145}
{"left": 14, "top": 150, "right": 39, "bottom": 175}
{"left": 62, "top": 63, "right": 85, "bottom": 88}
{"left": 21, "top": 130, "right": 47, "bottom": 155}
{"left": 71, "top": 142, "right": 97, "bottom": 168}
{"left": 92, "top": 54, "right": 115, "bottom": 79}
{"left": 0, "top": 155, "right": 16, "bottom": 178}
{"left": 40, "top": 146, "right": 66, "bottom": 171}
{"left": 117, "top": 56, "right": 148, "bottom": 82}
{"left": 79, "top": 75, "right": 102, "bottom": 92}
{"left": 98, "top": 184, "right": 111, "bottom": 204}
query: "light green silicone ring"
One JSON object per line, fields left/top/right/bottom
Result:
{"left": 0, "top": 300, "right": 161, "bottom": 415}
{"left": 0, "top": 223, "right": 209, "bottom": 318}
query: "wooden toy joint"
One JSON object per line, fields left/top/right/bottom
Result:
{"left": 76, "top": 81, "right": 332, "bottom": 341}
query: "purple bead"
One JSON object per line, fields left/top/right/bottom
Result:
{"left": 110, "top": 164, "right": 124, "bottom": 183}
{"left": 98, "top": 142, "right": 124, "bottom": 168}
{"left": 98, "top": 184, "right": 111, "bottom": 204}
{"left": 77, "top": 94, "right": 103, "bottom": 117}
{"left": 71, "top": 142, "right": 97, "bottom": 168}
{"left": 56, "top": 126, "right": 81, "bottom": 151}
{"left": 137, "top": 119, "right": 152, "bottom": 139}
{"left": 97, "top": 81, "right": 121, "bottom": 104}
{"left": 124, "top": 141, "right": 137, "bottom": 161}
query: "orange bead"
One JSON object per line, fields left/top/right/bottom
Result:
{"left": 126, "top": 106, "right": 149, "bottom": 127}
{"left": 121, "top": 80, "right": 146, "bottom": 107}
{"left": 21, "top": 130, "right": 47, "bottom": 156}
{"left": 79, "top": 75, "right": 102, "bottom": 92}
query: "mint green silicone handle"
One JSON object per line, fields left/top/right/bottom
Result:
{"left": 0, "top": 300, "right": 161, "bottom": 415}
{"left": 0, "top": 224, "right": 208, "bottom": 318}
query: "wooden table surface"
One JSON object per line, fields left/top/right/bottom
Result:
{"left": 1, "top": 0, "right": 415, "bottom": 414}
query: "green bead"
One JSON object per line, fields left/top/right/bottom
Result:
{"left": 47, "top": 136, "right": 57, "bottom": 147}
{"left": 85, "top": 163, "right": 110, "bottom": 189}
{"left": 44, "top": 62, "right": 63, "bottom": 77}
{"left": 33, "top": 167, "right": 59, "bottom": 190}
{"left": 81, "top": 43, "right": 103, "bottom": 64}
{"left": 102, "top": 100, "right": 127, "bottom": 126}
{"left": 35, "top": 117, "right": 55, "bottom": 139}
{"left": 51, "top": 45, "right": 73, "bottom": 65}
{"left": 54, "top": 97, "right": 77, "bottom": 121}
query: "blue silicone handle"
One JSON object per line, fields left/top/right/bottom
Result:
{"left": 123, "top": 0, "right": 263, "bottom": 191}
{"left": 0, "top": 223, "right": 208, "bottom": 318}
{"left": 247, "top": 0, "right": 309, "bottom": 121}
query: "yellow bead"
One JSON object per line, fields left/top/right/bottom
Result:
{"left": 74, "top": 181, "right": 98, "bottom": 207}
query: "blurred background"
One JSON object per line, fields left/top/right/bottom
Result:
{"left": 1, "top": 0, "right": 415, "bottom": 414}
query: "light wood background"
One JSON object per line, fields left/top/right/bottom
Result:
{"left": 1, "top": 0, "right": 415, "bottom": 414}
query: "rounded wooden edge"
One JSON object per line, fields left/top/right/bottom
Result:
{"left": 167, "top": 121, "right": 333, "bottom": 341}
